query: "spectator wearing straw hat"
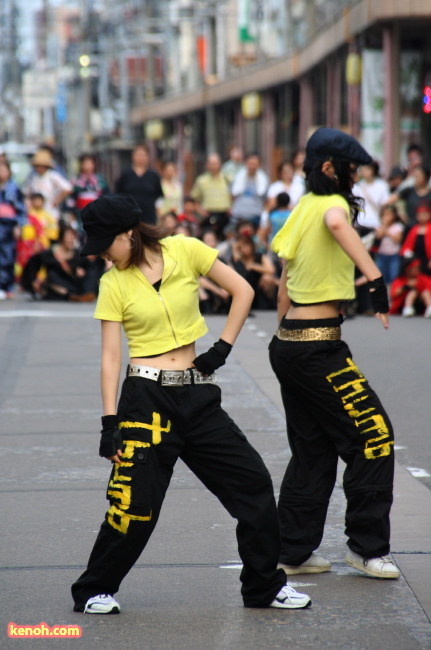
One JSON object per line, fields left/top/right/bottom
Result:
{"left": 22, "top": 150, "right": 72, "bottom": 224}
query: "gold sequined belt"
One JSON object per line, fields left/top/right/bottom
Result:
{"left": 275, "top": 326, "right": 341, "bottom": 342}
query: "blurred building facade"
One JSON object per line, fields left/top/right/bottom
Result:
{"left": 2, "top": 0, "right": 431, "bottom": 184}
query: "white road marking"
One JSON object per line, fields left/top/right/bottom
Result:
{"left": 394, "top": 445, "right": 407, "bottom": 450}
{"left": 256, "top": 331, "right": 268, "bottom": 337}
{"left": 0, "top": 310, "right": 93, "bottom": 318}
{"left": 406, "top": 467, "right": 431, "bottom": 478}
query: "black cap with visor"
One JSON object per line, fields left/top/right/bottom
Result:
{"left": 80, "top": 194, "right": 142, "bottom": 256}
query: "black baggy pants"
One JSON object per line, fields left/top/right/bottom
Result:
{"left": 269, "top": 317, "right": 395, "bottom": 566}
{"left": 71, "top": 375, "right": 286, "bottom": 609}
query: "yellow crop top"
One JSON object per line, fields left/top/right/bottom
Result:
{"left": 94, "top": 235, "right": 218, "bottom": 356}
{"left": 271, "top": 192, "right": 355, "bottom": 303}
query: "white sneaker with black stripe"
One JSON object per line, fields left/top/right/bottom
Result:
{"left": 345, "top": 549, "right": 400, "bottom": 579}
{"left": 84, "top": 594, "right": 121, "bottom": 614}
{"left": 270, "top": 584, "right": 311, "bottom": 609}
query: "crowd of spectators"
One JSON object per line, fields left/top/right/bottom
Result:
{"left": 1, "top": 140, "right": 431, "bottom": 317}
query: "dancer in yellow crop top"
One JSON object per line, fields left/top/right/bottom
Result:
{"left": 71, "top": 194, "right": 311, "bottom": 615}
{"left": 269, "top": 128, "right": 400, "bottom": 581}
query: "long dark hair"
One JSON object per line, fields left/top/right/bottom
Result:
{"left": 304, "top": 159, "right": 364, "bottom": 225}
{"left": 124, "top": 222, "right": 168, "bottom": 269}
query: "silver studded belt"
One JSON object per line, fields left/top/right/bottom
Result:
{"left": 127, "top": 363, "right": 217, "bottom": 386}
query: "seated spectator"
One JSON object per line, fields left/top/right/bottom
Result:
{"left": 175, "top": 222, "right": 193, "bottom": 237}
{"left": 390, "top": 257, "right": 431, "bottom": 317}
{"left": 21, "top": 223, "right": 100, "bottom": 301}
{"left": 400, "top": 202, "right": 431, "bottom": 275}
{"left": 229, "top": 233, "right": 277, "bottom": 309}
{"left": 177, "top": 195, "right": 200, "bottom": 236}
{"left": 160, "top": 211, "right": 178, "bottom": 236}
{"left": 375, "top": 205, "right": 404, "bottom": 285}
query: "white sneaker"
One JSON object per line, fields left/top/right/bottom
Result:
{"left": 424, "top": 306, "right": 431, "bottom": 318}
{"left": 345, "top": 549, "right": 400, "bottom": 579}
{"left": 0, "top": 290, "right": 6, "bottom": 301}
{"left": 84, "top": 594, "right": 121, "bottom": 614}
{"left": 278, "top": 553, "right": 331, "bottom": 575}
{"left": 269, "top": 584, "right": 311, "bottom": 609}
{"left": 402, "top": 306, "right": 415, "bottom": 317}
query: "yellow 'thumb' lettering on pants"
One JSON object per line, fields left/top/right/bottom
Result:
{"left": 326, "top": 358, "right": 368, "bottom": 402}
{"left": 107, "top": 503, "right": 152, "bottom": 534}
{"left": 119, "top": 412, "right": 171, "bottom": 445}
{"left": 106, "top": 440, "right": 152, "bottom": 534}
{"left": 326, "top": 358, "right": 393, "bottom": 461}
{"left": 364, "top": 439, "right": 394, "bottom": 459}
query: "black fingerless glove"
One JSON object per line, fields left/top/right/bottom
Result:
{"left": 368, "top": 276, "right": 389, "bottom": 314}
{"left": 192, "top": 338, "right": 233, "bottom": 376}
{"left": 99, "top": 415, "right": 124, "bottom": 458}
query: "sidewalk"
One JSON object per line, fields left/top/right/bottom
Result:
{"left": 0, "top": 300, "right": 430, "bottom": 649}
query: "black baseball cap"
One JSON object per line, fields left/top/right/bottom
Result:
{"left": 80, "top": 194, "right": 142, "bottom": 256}
{"left": 304, "top": 127, "right": 372, "bottom": 170}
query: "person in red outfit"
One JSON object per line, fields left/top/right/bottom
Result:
{"left": 400, "top": 203, "right": 431, "bottom": 275}
{"left": 389, "top": 258, "right": 431, "bottom": 317}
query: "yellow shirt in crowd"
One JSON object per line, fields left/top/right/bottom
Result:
{"left": 190, "top": 172, "right": 231, "bottom": 212}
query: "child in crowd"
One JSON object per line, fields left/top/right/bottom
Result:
{"left": 400, "top": 202, "right": 431, "bottom": 275}
{"left": 177, "top": 196, "right": 200, "bottom": 236}
{"left": 260, "top": 192, "right": 291, "bottom": 249}
{"left": 27, "top": 193, "right": 58, "bottom": 243}
{"left": 375, "top": 205, "right": 404, "bottom": 285}
{"left": 389, "top": 257, "right": 431, "bottom": 317}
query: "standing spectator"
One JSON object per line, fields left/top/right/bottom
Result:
{"left": 400, "top": 202, "right": 431, "bottom": 275}
{"left": 115, "top": 144, "right": 163, "bottom": 224}
{"left": 397, "top": 144, "right": 425, "bottom": 192}
{"left": 70, "top": 154, "right": 110, "bottom": 221}
{"left": 391, "top": 166, "right": 431, "bottom": 226}
{"left": 291, "top": 149, "right": 306, "bottom": 179}
{"left": 354, "top": 161, "right": 390, "bottom": 235}
{"left": 0, "top": 160, "right": 26, "bottom": 299}
{"left": 22, "top": 150, "right": 72, "bottom": 224}
{"left": 231, "top": 152, "right": 269, "bottom": 227}
{"left": 266, "top": 161, "right": 305, "bottom": 211}
{"left": 157, "top": 161, "right": 183, "bottom": 218}
{"left": 190, "top": 153, "right": 231, "bottom": 238}
{"left": 221, "top": 145, "right": 243, "bottom": 185}
{"left": 375, "top": 205, "right": 404, "bottom": 286}
{"left": 387, "top": 166, "right": 407, "bottom": 193}
{"left": 389, "top": 258, "right": 431, "bottom": 317}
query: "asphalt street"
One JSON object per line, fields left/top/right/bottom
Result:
{"left": 0, "top": 299, "right": 430, "bottom": 650}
